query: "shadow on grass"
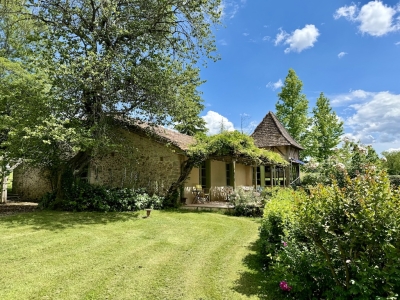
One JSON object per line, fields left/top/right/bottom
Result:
{"left": 0, "top": 210, "right": 140, "bottom": 231}
{"left": 232, "top": 240, "right": 271, "bottom": 299}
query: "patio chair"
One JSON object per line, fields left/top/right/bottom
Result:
{"left": 199, "top": 188, "right": 210, "bottom": 203}
{"left": 192, "top": 185, "right": 201, "bottom": 203}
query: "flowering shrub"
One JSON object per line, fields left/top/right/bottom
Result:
{"left": 260, "top": 170, "right": 400, "bottom": 299}
{"left": 302, "top": 139, "right": 382, "bottom": 188}
{"left": 259, "top": 188, "right": 296, "bottom": 263}
{"left": 279, "top": 281, "right": 292, "bottom": 291}
{"left": 228, "top": 187, "right": 264, "bottom": 217}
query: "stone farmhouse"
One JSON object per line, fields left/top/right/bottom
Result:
{"left": 13, "top": 111, "right": 303, "bottom": 203}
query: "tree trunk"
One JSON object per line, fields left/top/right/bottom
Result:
{"left": 53, "top": 151, "right": 92, "bottom": 201}
{"left": 1, "top": 175, "right": 8, "bottom": 204}
{"left": 165, "top": 157, "right": 197, "bottom": 207}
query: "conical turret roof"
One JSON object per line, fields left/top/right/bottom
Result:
{"left": 251, "top": 111, "right": 304, "bottom": 150}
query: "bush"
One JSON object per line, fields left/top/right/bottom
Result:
{"left": 228, "top": 187, "right": 264, "bottom": 217}
{"left": 302, "top": 139, "right": 383, "bottom": 189}
{"left": 389, "top": 175, "right": 400, "bottom": 188}
{"left": 40, "top": 182, "right": 164, "bottom": 212}
{"left": 259, "top": 188, "right": 296, "bottom": 262}
{"left": 260, "top": 170, "right": 400, "bottom": 299}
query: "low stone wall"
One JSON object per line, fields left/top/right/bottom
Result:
{"left": 12, "top": 166, "right": 52, "bottom": 201}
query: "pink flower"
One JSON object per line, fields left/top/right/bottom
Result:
{"left": 279, "top": 281, "right": 292, "bottom": 291}
{"left": 282, "top": 241, "right": 288, "bottom": 247}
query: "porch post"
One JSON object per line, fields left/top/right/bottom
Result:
{"left": 271, "top": 165, "right": 274, "bottom": 187}
{"left": 232, "top": 160, "right": 236, "bottom": 190}
{"left": 285, "top": 166, "right": 290, "bottom": 187}
{"left": 258, "top": 165, "right": 263, "bottom": 188}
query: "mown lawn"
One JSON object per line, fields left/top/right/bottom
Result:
{"left": 0, "top": 210, "right": 269, "bottom": 300}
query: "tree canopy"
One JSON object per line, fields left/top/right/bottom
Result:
{"left": 307, "top": 92, "right": 344, "bottom": 161}
{"left": 1, "top": 0, "right": 222, "bottom": 198}
{"left": 276, "top": 69, "right": 309, "bottom": 147}
{"left": 382, "top": 150, "right": 400, "bottom": 175}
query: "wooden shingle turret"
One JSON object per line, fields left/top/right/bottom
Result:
{"left": 251, "top": 111, "right": 303, "bottom": 150}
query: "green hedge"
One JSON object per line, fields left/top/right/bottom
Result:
{"left": 40, "top": 182, "right": 164, "bottom": 212}
{"left": 260, "top": 170, "right": 400, "bottom": 299}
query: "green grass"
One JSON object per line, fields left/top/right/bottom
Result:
{"left": 0, "top": 210, "right": 269, "bottom": 300}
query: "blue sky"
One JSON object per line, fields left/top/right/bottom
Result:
{"left": 199, "top": 0, "right": 400, "bottom": 154}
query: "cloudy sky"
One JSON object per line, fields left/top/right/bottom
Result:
{"left": 199, "top": 0, "right": 400, "bottom": 153}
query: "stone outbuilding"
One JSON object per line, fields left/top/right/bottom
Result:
{"left": 12, "top": 112, "right": 304, "bottom": 203}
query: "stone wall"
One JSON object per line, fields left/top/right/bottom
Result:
{"left": 12, "top": 166, "right": 52, "bottom": 201}
{"left": 88, "top": 129, "right": 183, "bottom": 195}
{"left": 13, "top": 129, "right": 185, "bottom": 200}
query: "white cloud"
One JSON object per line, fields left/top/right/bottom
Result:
{"left": 334, "top": 90, "right": 400, "bottom": 146}
{"left": 220, "top": 0, "right": 245, "bottom": 19}
{"left": 334, "top": 1, "right": 400, "bottom": 36}
{"left": 202, "top": 111, "right": 235, "bottom": 135}
{"left": 274, "top": 25, "right": 320, "bottom": 53}
{"left": 274, "top": 28, "right": 289, "bottom": 46}
{"left": 338, "top": 51, "right": 348, "bottom": 58}
{"left": 266, "top": 79, "right": 283, "bottom": 90}
{"left": 395, "top": 41, "right": 400, "bottom": 45}
{"left": 262, "top": 36, "right": 271, "bottom": 41}
{"left": 331, "top": 89, "right": 374, "bottom": 106}
{"left": 284, "top": 24, "right": 320, "bottom": 53}
{"left": 219, "top": 39, "right": 228, "bottom": 46}
{"left": 243, "top": 32, "right": 249, "bottom": 36}
{"left": 334, "top": 4, "right": 358, "bottom": 20}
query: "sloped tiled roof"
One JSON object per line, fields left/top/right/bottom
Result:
{"left": 135, "top": 123, "right": 195, "bottom": 151}
{"left": 115, "top": 117, "right": 195, "bottom": 151}
{"left": 251, "top": 111, "right": 304, "bottom": 150}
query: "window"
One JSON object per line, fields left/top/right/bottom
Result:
{"left": 200, "top": 162, "right": 207, "bottom": 189}
{"left": 226, "top": 163, "right": 231, "bottom": 186}
{"left": 255, "top": 166, "right": 261, "bottom": 185}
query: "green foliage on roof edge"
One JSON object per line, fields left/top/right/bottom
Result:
{"left": 187, "top": 131, "right": 288, "bottom": 166}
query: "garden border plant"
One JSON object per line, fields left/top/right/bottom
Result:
{"left": 40, "top": 180, "right": 163, "bottom": 212}
{"left": 260, "top": 169, "right": 400, "bottom": 299}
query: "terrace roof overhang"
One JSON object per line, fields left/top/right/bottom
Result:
{"left": 208, "top": 154, "right": 286, "bottom": 167}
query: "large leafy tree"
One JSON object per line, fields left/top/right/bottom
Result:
{"left": 275, "top": 69, "right": 309, "bottom": 148}
{"left": 382, "top": 150, "right": 400, "bottom": 175}
{"left": 0, "top": 58, "right": 53, "bottom": 202}
{"left": 0, "top": 2, "right": 50, "bottom": 202}
{"left": 3, "top": 0, "right": 221, "bottom": 199}
{"left": 307, "top": 92, "right": 344, "bottom": 161}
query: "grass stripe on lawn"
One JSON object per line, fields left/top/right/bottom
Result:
{"left": 0, "top": 210, "right": 268, "bottom": 300}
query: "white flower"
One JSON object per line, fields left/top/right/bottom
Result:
{"left": 357, "top": 146, "right": 368, "bottom": 155}
{"left": 381, "top": 156, "right": 387, "bottom": 162}
{"left": 336, "top": 163, "right": 346, "bottom": 171}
